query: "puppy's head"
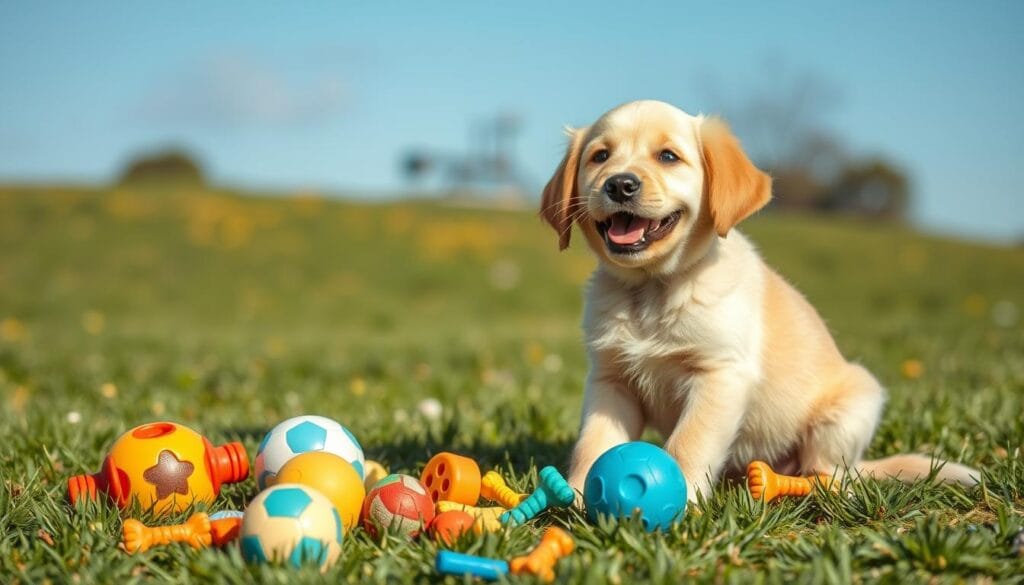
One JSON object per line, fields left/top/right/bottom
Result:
{"left": 540, "top": 100, "right": 771, "bottom": 275}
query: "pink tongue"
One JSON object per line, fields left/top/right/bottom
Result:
{"left": 607, "top": 215, "right": 651, "bottom": 245}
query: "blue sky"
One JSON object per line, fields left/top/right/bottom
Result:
{"left": 1, "top": 1, "right": 1022, "bottom": 241}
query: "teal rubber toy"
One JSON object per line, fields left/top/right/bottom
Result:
{"left": 500, "top": 466, "right": 575, "bottom": 526}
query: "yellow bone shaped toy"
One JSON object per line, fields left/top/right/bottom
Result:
{"left": 480, "top": 471, "right": 527, "bottom": 509}
{"left": 435, "top": 501, "right": 504, "bottom": 533}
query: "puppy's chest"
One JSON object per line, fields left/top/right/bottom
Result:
{"left": 586, "top": 289, "right": 717, "bottom": 396}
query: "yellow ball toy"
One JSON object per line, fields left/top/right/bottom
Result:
{"left": 272, "top": 452, "right": 365, "bottom": 532}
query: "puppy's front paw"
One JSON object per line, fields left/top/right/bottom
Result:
{"left": 684, "top": 476, "right": 710, "bottom": 504}
{"left": 567, "top": 472, "right": 587, "bottom": 509}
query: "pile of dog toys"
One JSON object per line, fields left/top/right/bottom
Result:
{"left": 67, "top": 413, "right": 807, "bottom": 579}
{"left": 65, "top": 415, "right": 579, "bottom": 579}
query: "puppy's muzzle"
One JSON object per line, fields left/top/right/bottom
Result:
{"left": 603, "top": 173, "right": 641, "bottom": 204}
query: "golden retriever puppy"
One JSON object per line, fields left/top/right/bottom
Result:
{"left": 540, "top": 100, "right": 978, "bottom": 502}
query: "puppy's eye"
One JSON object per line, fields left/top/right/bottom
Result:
{"left": 591, "top": 149, "right": 610, "bottom": 163}
{"left": 658, "top": 149, "right": 680, "bottom": 163}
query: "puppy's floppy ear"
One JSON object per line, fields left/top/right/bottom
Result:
{"left": 700, "top": 118, "right": 772, "bottom": 237}
{"left": 540, "top": 127, "right": 587, "bottom": 250}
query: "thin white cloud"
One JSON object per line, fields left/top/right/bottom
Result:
{"left": 137, "top": 53, "right": 345, "bottom": 128}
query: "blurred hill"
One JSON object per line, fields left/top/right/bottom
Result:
{"left": 0, "top": 183, "right": 1019, "bottom": 361}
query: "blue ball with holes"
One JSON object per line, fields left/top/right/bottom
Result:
{"left": 583, "top": 442, "right": 687, "bottom": 531}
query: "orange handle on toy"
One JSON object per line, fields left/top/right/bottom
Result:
{"left": 509, "top": 527, "right": 575, "bottom": 582}
{"left": 122, "top": 513, "right": 212, "bottom": 553}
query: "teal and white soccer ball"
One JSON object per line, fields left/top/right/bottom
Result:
{"left": 240, "top": 484, "right": 343, "bottom": 570}
{"left": 254, "top": 415, "right": 364, "bottom": 490}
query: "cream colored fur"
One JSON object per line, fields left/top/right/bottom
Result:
{"left": 539, "top": 100, "right": 978, "bottom": 502}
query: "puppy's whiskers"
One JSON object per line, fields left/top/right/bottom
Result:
{"left": 557, "top": 204, "right": 589, "bottom": 241}
{"left": 538, "top": 197, "right": 587, "bottom": 218}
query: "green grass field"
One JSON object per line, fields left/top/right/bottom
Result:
{"left": 1, "top": 184, "right": 1022, "bottom": 583}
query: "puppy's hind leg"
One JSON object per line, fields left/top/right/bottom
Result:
{"left": 825, "top": 369, "right": 979, "bottom": 486}
{"left": 749, "top": 364, "right": 884, "bottom": 501}
{"left": 799, "top": 364, "right": 886, "bottom": 478}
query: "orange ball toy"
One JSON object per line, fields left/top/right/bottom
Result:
{"left": 67, "top": 421, "right": 248, "bottom": 516}
{"left": 273, "top": 452, "right": 366, "bottom": 533}
{"left": 429, "top": 510, "right": 476, "bottom": 545}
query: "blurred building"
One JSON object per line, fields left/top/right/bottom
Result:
{"left": 400, "top": 113, "right": 531, "bottom": 208}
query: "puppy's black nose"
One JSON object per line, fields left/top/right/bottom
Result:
{"left": 603, "top": 173, "right": 641, "bottom": 203}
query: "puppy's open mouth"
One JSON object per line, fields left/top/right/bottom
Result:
{"left": 596, "top": 211, "right": 683, "bottom": 254}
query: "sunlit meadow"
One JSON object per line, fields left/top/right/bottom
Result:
{"left": 1, "top": 185, "right": 1022, "bottom": 583}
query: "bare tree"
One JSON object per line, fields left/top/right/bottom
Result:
{"left": 699, "top": 61, "right": 910, "bottom": 219}
{"left": 118, "top": 148, "right": 205, "bottom": 188}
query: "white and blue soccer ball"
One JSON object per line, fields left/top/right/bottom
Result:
{"left": 254, "top": 415, "right": 365, "bottom": 490}
{"left": 239, "top": 484, "right": 343, "bottom": 570}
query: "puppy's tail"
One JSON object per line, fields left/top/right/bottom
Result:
{"left": 854, "top": 454, "right": 979, "bottom": 486}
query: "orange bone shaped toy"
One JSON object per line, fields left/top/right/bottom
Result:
{"left": 480, "top": 471, "right": 527, "bottom": 508}
{"left": 68, "top": 422, "right": 249, "bottom": 515}
{"left": 122, "top": 512, "right": 243, "bottom": 553}
{"left": 509, "top": 527, "right": 575, "bottom": 582}
{"left": 747, "top": 461, "right": 834, "bottom": 502}
{"left": 122, "top": 513, "right": 211, "bottom": 553}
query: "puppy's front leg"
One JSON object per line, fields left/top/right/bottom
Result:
{"left": 665, "top": 369, "right": 752, "bottom": 502}
{"left": 567, "top": 372, "right": 644, "bottom": 495}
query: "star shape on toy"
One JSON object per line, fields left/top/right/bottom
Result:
{"left": 143, "top": 450, "right": 195, "bottom": 499}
